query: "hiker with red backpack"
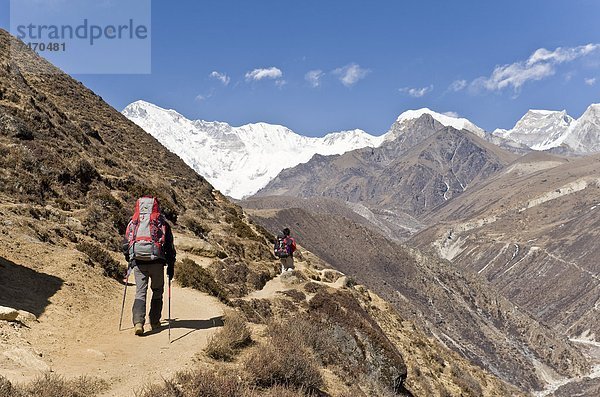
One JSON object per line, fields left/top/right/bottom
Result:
{"left": 122, "top": 197, "right": 176, "bottom": 336}
{"left": 274, "top": 227, "right": 296, "bottom": 273}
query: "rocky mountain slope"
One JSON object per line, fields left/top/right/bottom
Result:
{"left": 122, "top": 100, "right": 385, "bottom": 199}
{"left": 0, "top": 29, "right": 523, "bottom": 397}
{"left": 413, "top": 150, "right": 600, "bottom": 340}
{"left": 245, "top": 201, "right": 590, "bottom": 393}
{"left": 255, "top": 114, "right": 517, "bottom": 237}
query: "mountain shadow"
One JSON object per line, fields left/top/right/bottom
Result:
{"left": 0, "top": 256, "right": 63, "bottom": 317}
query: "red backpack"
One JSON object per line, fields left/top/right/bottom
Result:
{"left": 125, "top": 197, "right": 167, "bottom": 262}
{"left": 274, "top": 235, "right": 296, "bottom": 258}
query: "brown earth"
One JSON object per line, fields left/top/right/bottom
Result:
{"left": 245, "top": 202, "right": 590, "bottom": 393}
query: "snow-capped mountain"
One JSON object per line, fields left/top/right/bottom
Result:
{"left": 122, "top": 100, "right": 385, "bottom": 198}
{"left": 564, "top": 104, "right": 600, "bottom": 153}
{"left": 385, "top": 108, "right": 486, "bottom": 141}
{"left": 493, "top": 104, "right": 600, "bottom": 153}
{"left": 493, "top": 110, "right": 574, "bottom": 150}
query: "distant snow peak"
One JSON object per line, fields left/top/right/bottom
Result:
{"left": 122, "top": 101, "right": 383, "bottom": 199}
{"left": 393, "top": 108, "right": 486, "bottom": 137}
{"left": 493, "top": 104, "right": 600, "bottom": 153}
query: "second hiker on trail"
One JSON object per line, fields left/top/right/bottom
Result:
{"left": 123, "top": 196, "right": 176, "bottom": 336}
{"left": 274, "top": 227, "right": 296, "bottom": 274}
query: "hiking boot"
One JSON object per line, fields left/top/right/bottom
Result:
{"left": 150, "top": 322, "right": 161, "bottom": 330}
{"left": 134, "top": 323, "right": 144, "bottom": 336}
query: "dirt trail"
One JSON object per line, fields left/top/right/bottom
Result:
{"left": 1, "top": 238, "right": 341, "bottom": 396}
{"left": 2, "top": 274, "right": 226, "bottom": 397}
{"left": 246, "top": 263, "right": 346, "bottom": 301}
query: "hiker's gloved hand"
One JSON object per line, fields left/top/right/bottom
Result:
{"left": 167, "top": 264, "right": 174, "bottom": 280}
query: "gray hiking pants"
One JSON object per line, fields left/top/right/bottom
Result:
{"left": 280, "top": 256, "right": 294, "bottom": 273}
{"left": 132, "top": 262, "right": 165, "bottom": 326}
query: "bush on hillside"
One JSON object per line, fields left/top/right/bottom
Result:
{"left": 178, "top": 367, "right": 250, "bottom": 397}
{"left": 176, "top": 258, "right": 229, "bottom": 303}
{"left": 231, "top": 298, "right": 273, "bottom": 324}
{"left": 451, "top": 365, "right": 483, "bottom": 397}
{"left": 76, "top": 241, "right": 124, "bottom": 280}
{"left": 258, "top": 385, "right": 309, "bottom": 397}
{"left": 244, "top": 320, "right": 323, "bottom": 392}
{"left": 248, "top": 218, "right": 275, "bottom": 243}
{"left": 205, "top": 310, "right": 252, "bottom": 361}
{"left": 183, "top": 217, "right": 211, "bottom": 239}
{"left": 0, "top": 374, "right": 107, "bottom": 397}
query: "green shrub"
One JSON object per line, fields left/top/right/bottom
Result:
{"left": 205, "top": 310, "right": 252, "bottom": 361}
{"left": 76, "top": 241, "right": 124, "bottom": 280}
{"left": 176, "top": 258, "right": 228, "bottom": 302}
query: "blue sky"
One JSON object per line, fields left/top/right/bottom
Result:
{"left": 1, "top": 0, "right": 600, "bottom": 136}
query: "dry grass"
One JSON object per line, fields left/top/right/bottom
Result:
{"left": 205, "top": 310, "right": 252, "bottom": 361}
{"left": 0, "top": 374, "right": 107, "bottom": 397}
{"left": 176, "top": 258, "right": 229, "bottom": 303}
{"left": 303, "top": 282, "right": 325, "bottom": 294}
{"left": 244, "top": 320, "right": 323, "bottom": 392}
{"left": 257, "top": 385, "right": 308, "bottom": 397}
{"left": 136, "top": 367, "right": 315, "bottom": 397}
{"left": 451, "top": 365, "right": 483, "bottom": 396}
{"left": 231, "top": 299, "right": 273, "bottom": 324}
{"left": 279, "top": 289, "right": 306, "bottom": 302}
{"left": 75, "top": 241, "right": 124, "bottom": 280}
{"left": 137, "top": 367, "right": 251, "bottom": 397}
{"left": 183, "top": 217, "right": 211, "bottom": 239}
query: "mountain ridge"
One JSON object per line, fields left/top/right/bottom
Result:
{"left": 123, "top": 100, "right": 385, "bottom": 199}
{"left": 493, "top": 104, "right": 600, "bottom": 153}
{"left": 124, "top": 100, "right": 600, "bottom": 203}
{"left": 122, "top": 101, "right": 492, "bottom": 199}
{"left": 254, "top": 115, "right": 517, "bottom": 239}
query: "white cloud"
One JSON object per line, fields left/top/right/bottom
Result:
{"left": 527, "top": 44, "right": 599, "bottom": 66}
{"left": 245, "top": 67, "right": 283, "bottom": 81}
{"left": 443, "top": 111, "right": 460, "bottom": 118}
{"left": 275, "top": 80, "right": 287, "bottom": 88}
{"left": 585, "top": 77, "right": 597, "bottom": 86}
{"left": 305, "top": 70, "right": 324, "bottom": 87}
{"left": 475, "top": 43, "right": 600, "bottom": 92}
{"left": 449, "top": 79, "right": 467, "bottom": 92}
{"left": 399, "top": 85, "right": 433, "bottom": 98}
{"left": 210, "top": 71, "right": 230, "bottom": 86}
{"left": 333, "top": 63, "right": 370, "bottom": 87}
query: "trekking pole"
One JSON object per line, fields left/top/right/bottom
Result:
{"left": 119, "top": 268, "right": 131, "bottom": 331}
{"left": 168, "top": 278, "right": 172, "bottom": 344}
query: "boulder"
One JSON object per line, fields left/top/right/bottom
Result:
{"left": 0, "top": 306, "right": 19, "bottom": 321}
